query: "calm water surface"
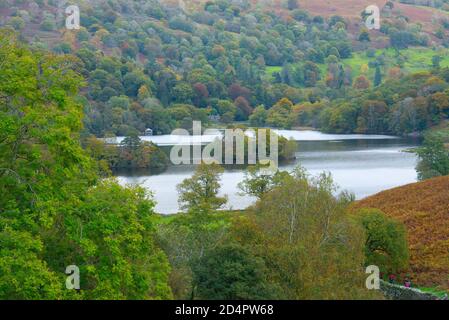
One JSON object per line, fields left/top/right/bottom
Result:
{"left": 115, "top": 130, "right": 419, "bottom": 214}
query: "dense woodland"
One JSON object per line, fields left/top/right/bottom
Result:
{"left": 1, "top": 0, "right": 449, "bottom": 138}
{"left": 0, "top": 0, "right": 448, "bottom": 299}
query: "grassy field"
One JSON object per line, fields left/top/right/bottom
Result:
{"left": 264, "top": 66, "right": 282, "bottom": 79}
{"left": 418, "top": 286, "right": 449, "bottom": 298}
{"left": 264, "top": 47, "right": 449, "bottom": 84}
{"left": 341, "top": 47, "right": 449, "bottom": 78}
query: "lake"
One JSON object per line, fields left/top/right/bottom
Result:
{"left": 115, "top": 130, "right": 420, "bottom": 214}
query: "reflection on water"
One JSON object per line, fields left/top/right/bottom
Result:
{"left": 107, "top": 129, "right": 398, "bottom": 146}
{"left": 116, "top": 132, "right": 420, "bottom": 215}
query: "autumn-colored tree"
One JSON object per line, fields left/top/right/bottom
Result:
{"left": 234, "top": 167, "right": 381, "bottom": 299}
{"left": 353, "top": 75, "right": 371, "bottom": 89}
{"left": 234, "top": 96, "right": 253, "bottom": 120}
{"left": 266, "top": 98, "right": 294, "bottom": 128}
{"left": 360, "top": 63, "right": 369, "bottom": 75}
{"left": 211, "top": 44, "right": 225, "bottom": 57}
{"left": 354, "top": 176, "right": 449, "bottom": 288}
{"left": 357, "top": 100, "right": 388, "bottom": 133}
{"left": 228, "top": 83, "right": 252, "bottom": 101}
{"left": 388, "top": 67, "right": 402, "bottom": 80}
{"left": 429, "top": 92, "right": 449, "bottom": 115}
{"left": 137, "top": 85, "right": 152, "bottom": 101}
{"left": 193, "top": 82, "right": 209, "bottom": 107}
{"left": 116, "top": 135, "right": 169, "bottom": 170}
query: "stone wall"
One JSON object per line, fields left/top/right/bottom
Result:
{"left": 380, "top": 280, "right": 443, "bottom": 300}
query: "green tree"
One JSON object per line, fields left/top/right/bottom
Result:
{"left": 123, "top": 71, "right": 151, "bottom": 97}
{"left": 0, "top": 31, "right": 90, "bottom": 299}
{"left": 432, "top": 55, "right": 441, "bottom": 69}
{"left": 0, "top": 31, "right": 172, "bottom": 299}
{"left": 243, "top": 167, "right": 380, "bottom": 299}
{"left": 357, "top": 208, "right": 409, "bottom": 274}
{"left": 266, "top": 98, "right": 294, "bottom": 129}
{"left": 192, "top": 243, "right": 281, "bottom": 300}
{"left": 238, "top": 165, "right": 289, "bottom": 199}
{"left": 157, "top": 204, "right": 229, "bottom": 299}
{"left": 414, "top": 134, "right": 449, "bottom": 180}
{"left": 172, "top": 82, "right": 195, "bottom": 104}
{"left": 0, "top": 228, "right": 63, "bottom": 299}
{"left": 177, "top": 163, "right": 227, "bottom": 213}
{"left": 374, "top": 65, "right": 382, "bottom": 87}
{"left": 215, "top": 100, "right": 237, "bottom": 123}
{"left": 62, "top": 181, "right": 173, "bottom": 299}
{"left": 358, "top": 30, "right": 370, "bottom": 42}
{"left": 8, "top": 17, "right": 25, "bottom": 30}
{"left": 249, "top": 105, "right": 267, "bottom": 126}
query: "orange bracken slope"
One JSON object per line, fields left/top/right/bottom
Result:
{"left": 354, "top": 175, "right": 449, "bottom": 289}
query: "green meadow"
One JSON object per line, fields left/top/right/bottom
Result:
{"left": 264, "top": 47, "right": 449, "bottom": 83}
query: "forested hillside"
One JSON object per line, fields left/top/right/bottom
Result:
{"left": 1, "top": 0, "right": 449, "bottom": 137}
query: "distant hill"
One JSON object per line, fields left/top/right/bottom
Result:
{"left": 167, "top": 0, "right": 449, "bottom": 48}
{"left": 354, "top": 175, "right": 449, "bottom": 289}
{"left": 264, "top": 0, "right": 449, "bottom": 46}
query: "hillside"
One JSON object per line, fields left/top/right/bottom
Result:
{"left": 301, "top": 0, "right": 448, "bottom": 26}
{"left": 354, "top": 175, "right": 449, "bottom": 289}
{"left": 0, "top": 0, "right": 448, "bottom": 137}
{"left": 304, "top": 0, "right": 449, "bottom": 45}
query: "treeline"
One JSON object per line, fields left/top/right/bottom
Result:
{"left": 320, "top": 70, "right": 449, "bottom": 134}
{"left": 84, "top": 135, "right": 169, "bottom": 173}
{"left": 255, "top": 69, "right": 449, "bottom": 135}
{"left": 83, "top": 127, "right": 297, "bottom": 173}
